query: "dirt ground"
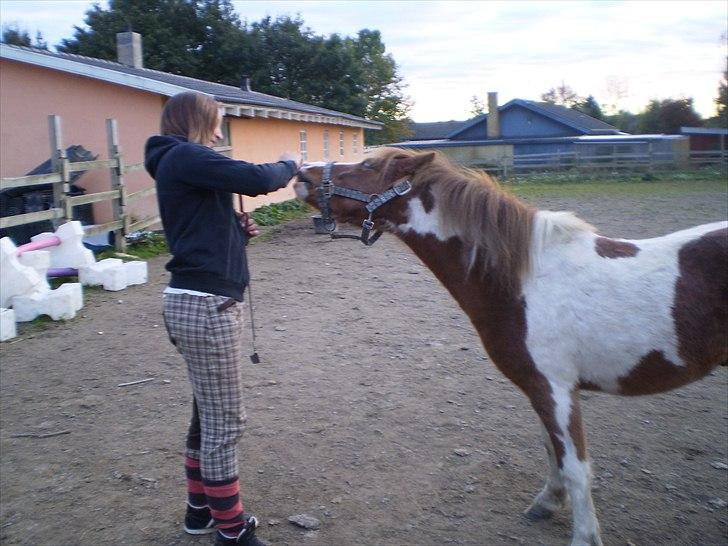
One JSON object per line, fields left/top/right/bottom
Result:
{"left": 1, "top": 187, "right": 727, "bottom": 546}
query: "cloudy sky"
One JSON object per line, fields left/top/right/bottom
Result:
{"left": 1, "top": 0, "right": 726, "bottom": 121}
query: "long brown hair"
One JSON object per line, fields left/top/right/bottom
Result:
{"left": 160, "top": 91, "right": 220, "bottom": 145}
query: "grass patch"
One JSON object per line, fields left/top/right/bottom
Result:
{"left": 501, "top": 169, "right": 728, "bottom": 200}
{"left": 96, "top": 232, "right": 169, "bottom": 261}
{"left": 250, "top": 199, "right": 313, "bottom": 226}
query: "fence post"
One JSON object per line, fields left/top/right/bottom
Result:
{"left": 106, "top": 118, "right": 127, "bottom": 251}
{"left": 48, "top": 115, "right": 70, "bottom": 228}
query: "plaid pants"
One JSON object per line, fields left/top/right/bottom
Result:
{"left": 163, "top": 292, "right": 247, "bottom": 482}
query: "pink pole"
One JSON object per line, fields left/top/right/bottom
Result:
{"left": 16, "top": 236, "right": 62, "bottom": 256}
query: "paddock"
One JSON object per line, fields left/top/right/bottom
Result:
{"left": 1, "top": 183, "right": 726, "bottom": 546}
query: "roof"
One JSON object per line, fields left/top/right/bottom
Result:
{"left": 681, "top": 127, "right": 728, "bottom": 136}
{"left": 447, "top": 99, "right": 619, "bottom": 139}
{"left": 407, "top": 119, "right": 469, "bottom": 140}
{"left": 0, "top": 43, "right": 383, "bottom": 130}
{"left": 390, "top": 134, "right": 686, "bottom": 148}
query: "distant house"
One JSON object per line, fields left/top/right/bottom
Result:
{"left": 681, "top": 127, "right": 727, "bottom": 151}
{"left": 394, "top": 93, "right": 688, "bottom": 170}
{"left": 0, "top": 33, "right": 382, "bottom": 225}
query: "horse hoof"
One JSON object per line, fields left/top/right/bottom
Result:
{"left": 524, "top": 504, "right": 555, "bottom": 520}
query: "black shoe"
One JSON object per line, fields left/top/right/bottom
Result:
{"left": 183, "top": 504, "right": 215, "bottom": 535}
{"left": 214, "top": 516, "right": 266, "bottom": 546}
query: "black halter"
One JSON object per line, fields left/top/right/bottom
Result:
{"left": 306, "top": 161, "right": 412, "bottom": 246}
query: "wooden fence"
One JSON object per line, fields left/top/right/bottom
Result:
{"left": 477, "top": 149, "right": 728, "bottom": 178}
{"left": 0, "top": 115, "right": 155, "bottom": 251}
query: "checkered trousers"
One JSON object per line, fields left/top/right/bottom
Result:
{"left": 162, "top": 292, "right": 247, "bottom": 482}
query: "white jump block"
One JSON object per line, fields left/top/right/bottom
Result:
{"left": 0, "top": 308, "right": 17, "bottom": 341}
{"left": 18, "top": 249, "right": 51, "bottom": 278}
{"left": 79, "top": 258, "right": 148, "bottom": 291}
{"left": 31, "top": 221, "right": 95, "bottom": 268}
{"left": 0, "top": 237, "right": 49, "bottom": 308}
{"left": 124, "top": 261, "right": 148, "bottom": 286}
{"left": 12, "top": 283, "right": 83, "bottom": 322}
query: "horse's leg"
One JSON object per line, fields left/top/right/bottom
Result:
{"left": 554, "top": 387, "right": 602, "bottom": 546}
{"left": 524, "top": 423, "right": 567, "bottom": 520}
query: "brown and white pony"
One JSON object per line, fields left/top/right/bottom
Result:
{"left": 294, "top": 148, "right": 728, "bottom": 546}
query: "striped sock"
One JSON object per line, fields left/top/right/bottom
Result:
{"left": 203, "top": 476, "right": 246, "bottom": 537}
{"left": 185, "top": 457, "right": 207, "bottom": 508}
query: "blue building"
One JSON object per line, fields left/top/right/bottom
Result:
{"left": 393, "top": 93, "right": 689, "bottom": 171}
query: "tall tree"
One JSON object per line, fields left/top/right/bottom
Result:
{"left": 638, "top": 98, "right": 703, "bottom": 134}
{"left": 541, "top": 83, "right": 582, "bottom": 108}
{"left": 704, "top": 59, "right": 727, "bottom": 128}
{"left": 572, "top": 95, "right": 603, "bottom": 120}
{"left": 1, "top": 24, "right": 48, "bottom": 49}
{"left": 469, "top": 95, "right": 485, "bottom": 117}
{"left": 56, "top": 3, "right": 411, "bottom": 141}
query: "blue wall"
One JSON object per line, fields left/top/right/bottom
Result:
{"left": 453, "top": 105, "right": 581, "bottom": 141}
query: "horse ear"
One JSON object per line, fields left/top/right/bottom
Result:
{"left": 393, "top": 152, "right": 435, "bottom": 178}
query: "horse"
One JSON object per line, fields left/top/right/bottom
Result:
{"left": 293, "top": 148, "right": 728, "bottom": 546}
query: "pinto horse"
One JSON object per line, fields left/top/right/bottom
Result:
{"left": 294, "top": 148, "right": 728, "bottom": 546}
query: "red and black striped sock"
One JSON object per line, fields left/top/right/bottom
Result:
{"left": 203, "top": 476, "right": 246, "bottom": 537}
{"left": 185, "top": 456, "right": 207, "bottom": 508}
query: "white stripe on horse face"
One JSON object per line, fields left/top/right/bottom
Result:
{"left": 396, "top": 197, "right": 456, "bottom": 241}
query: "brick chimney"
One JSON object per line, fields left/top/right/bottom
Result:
{"left": 240, "top": 75, "right": 251, "bottom": 92}
{"left": 116, "top": 32, "right": 143, "bottom": 68}
{"left": 487, "top": 92, "right": 500, "bottom": 139}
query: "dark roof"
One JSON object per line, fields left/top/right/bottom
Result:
{"left": 407, "top": 99, "right": 619, "bottom": 143}
{"left": 407, "top": 119, "right": 469, "bottom": 140}
{"left": 1, "top": 44, "right": 381, "bottom": 128}
{"left": 515, "top": 100, "right": 619, "bottom": 134}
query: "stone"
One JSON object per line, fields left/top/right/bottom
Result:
{"left": 287, "top": 514, "right": 321, "bottom": 530}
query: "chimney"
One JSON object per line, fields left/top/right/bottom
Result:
{"left": 240, "top": 75, "right": 251, "bottom": 92}
{"left": 487, "top": 91, "right": 500, "bottom": 139}
{"left": 116, "top": 31, "right": 143, "bottom": 68}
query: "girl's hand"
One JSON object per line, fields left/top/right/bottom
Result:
{"left": 237, "top": 212, "right": 261, "bottom": 237}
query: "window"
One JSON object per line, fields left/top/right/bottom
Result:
{"left": 299, "top": 130, "right": 308, "bottom": 161}
{"left": 323, "top": 130, "right": 330, "bottom": 160}
{"left": 212, "top": 118, "right": 232, "bottom": 156}
{"left": 339, "top": 130, "right": 345, "bottom": 157}
{"left": 352, "top": 132, "right": 359, "bottom": 155}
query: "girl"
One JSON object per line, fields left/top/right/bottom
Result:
{"left": 145, "top": 91, "right": 300, "bottom": 546}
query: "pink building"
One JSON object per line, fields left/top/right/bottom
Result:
{"left": 0, "top": 34, "right": 381, "bottom": 227}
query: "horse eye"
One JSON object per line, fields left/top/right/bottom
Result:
{"left": 362, "top": 161, "right": 375, "bottom": 170}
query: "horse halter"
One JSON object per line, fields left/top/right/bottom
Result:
{"left": 305, "top": 161, "right": 412, "bottom": 246}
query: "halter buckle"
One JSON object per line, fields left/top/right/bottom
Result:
{"left": 393, "top": 180, "right": 412, "bottom": 196}
{"left": 362, "top": 218, "right": 374, "bottom": 231}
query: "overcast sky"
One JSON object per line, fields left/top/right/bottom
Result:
{"left": 1, "top": 0, "right": 726, "bottom": 121}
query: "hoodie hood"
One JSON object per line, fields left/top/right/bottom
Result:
{"left": 144, "top": 135, "right": 188, "bottom": 178}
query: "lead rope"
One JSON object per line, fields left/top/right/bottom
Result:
{"left": 238, "top": 194, "right": 260, "bottom": 364}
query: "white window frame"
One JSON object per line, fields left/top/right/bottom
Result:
{"left": 323, "top": 129, "right": 330, "bottom": 160}
{"left": 339, "top": 130, "right": 345, "bottom": 157}
{"left": 299, "top": 129, "right": 308, "bottom": 161}
{"left": 352, "top": 131, "right": 359, "bottom": 155}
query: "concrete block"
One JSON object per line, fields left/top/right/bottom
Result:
{"left": 0, "top": 237, "right": 48, "bottom": 308}
{"left": 32, "top": 221, "right": 95, "bottom": 268}
{"left": 19, "top": 250, "right": 51, "bottom": 278}
{"left": 0, "top": 308, "right": 17, "bottom": 341}
{"left": 123, "top": 261, "right": 148, "bottom": 286}
{"left": 12, "top": 285, "right": 80, "bottom": 322}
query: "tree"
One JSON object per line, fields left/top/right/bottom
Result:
{"left": 638, "top": 98, "right": 703, "bottom": 134}
{"left": 572, "top": 95, "right": 603, "bottom": 120}
{"left": 56, "top": 2, "right": 411, "bottom": 141}
{"left": 541, "top": 82, "right": 582, "bottom": 108}
{"left": 469, "top": 95, "right": 485, "bottom": 117}
{"left": 603, "top": 110, "right": 641, "bottom": 133}
{"left": 704, "top": 59, "right": 728, "bottom": 128}
{"left": 1, "top": 24, "right": 48, "bottom": 49}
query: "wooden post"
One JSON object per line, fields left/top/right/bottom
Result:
{"left": 106, "top": 118, "right": 127, "bottom": 251}
{"left": 48, "top": 115, "right": 70, "bottom": 228}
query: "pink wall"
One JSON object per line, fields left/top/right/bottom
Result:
{"left": 1, "top": 59, "right": 163, "bottom": 224}
{"left": 1, "top": 58, "right": 370, "bottom": 224}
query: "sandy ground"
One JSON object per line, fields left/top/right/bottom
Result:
{"left": 1, "top": 186, "right": 727, "bottom": 546}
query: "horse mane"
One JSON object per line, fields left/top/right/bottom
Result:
{"left": 371, "top": 148, "right": 594, "bottom": 288}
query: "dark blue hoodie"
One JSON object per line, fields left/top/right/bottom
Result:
{"left": 144, "top": 135, "right": 297, "bottom": 300}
